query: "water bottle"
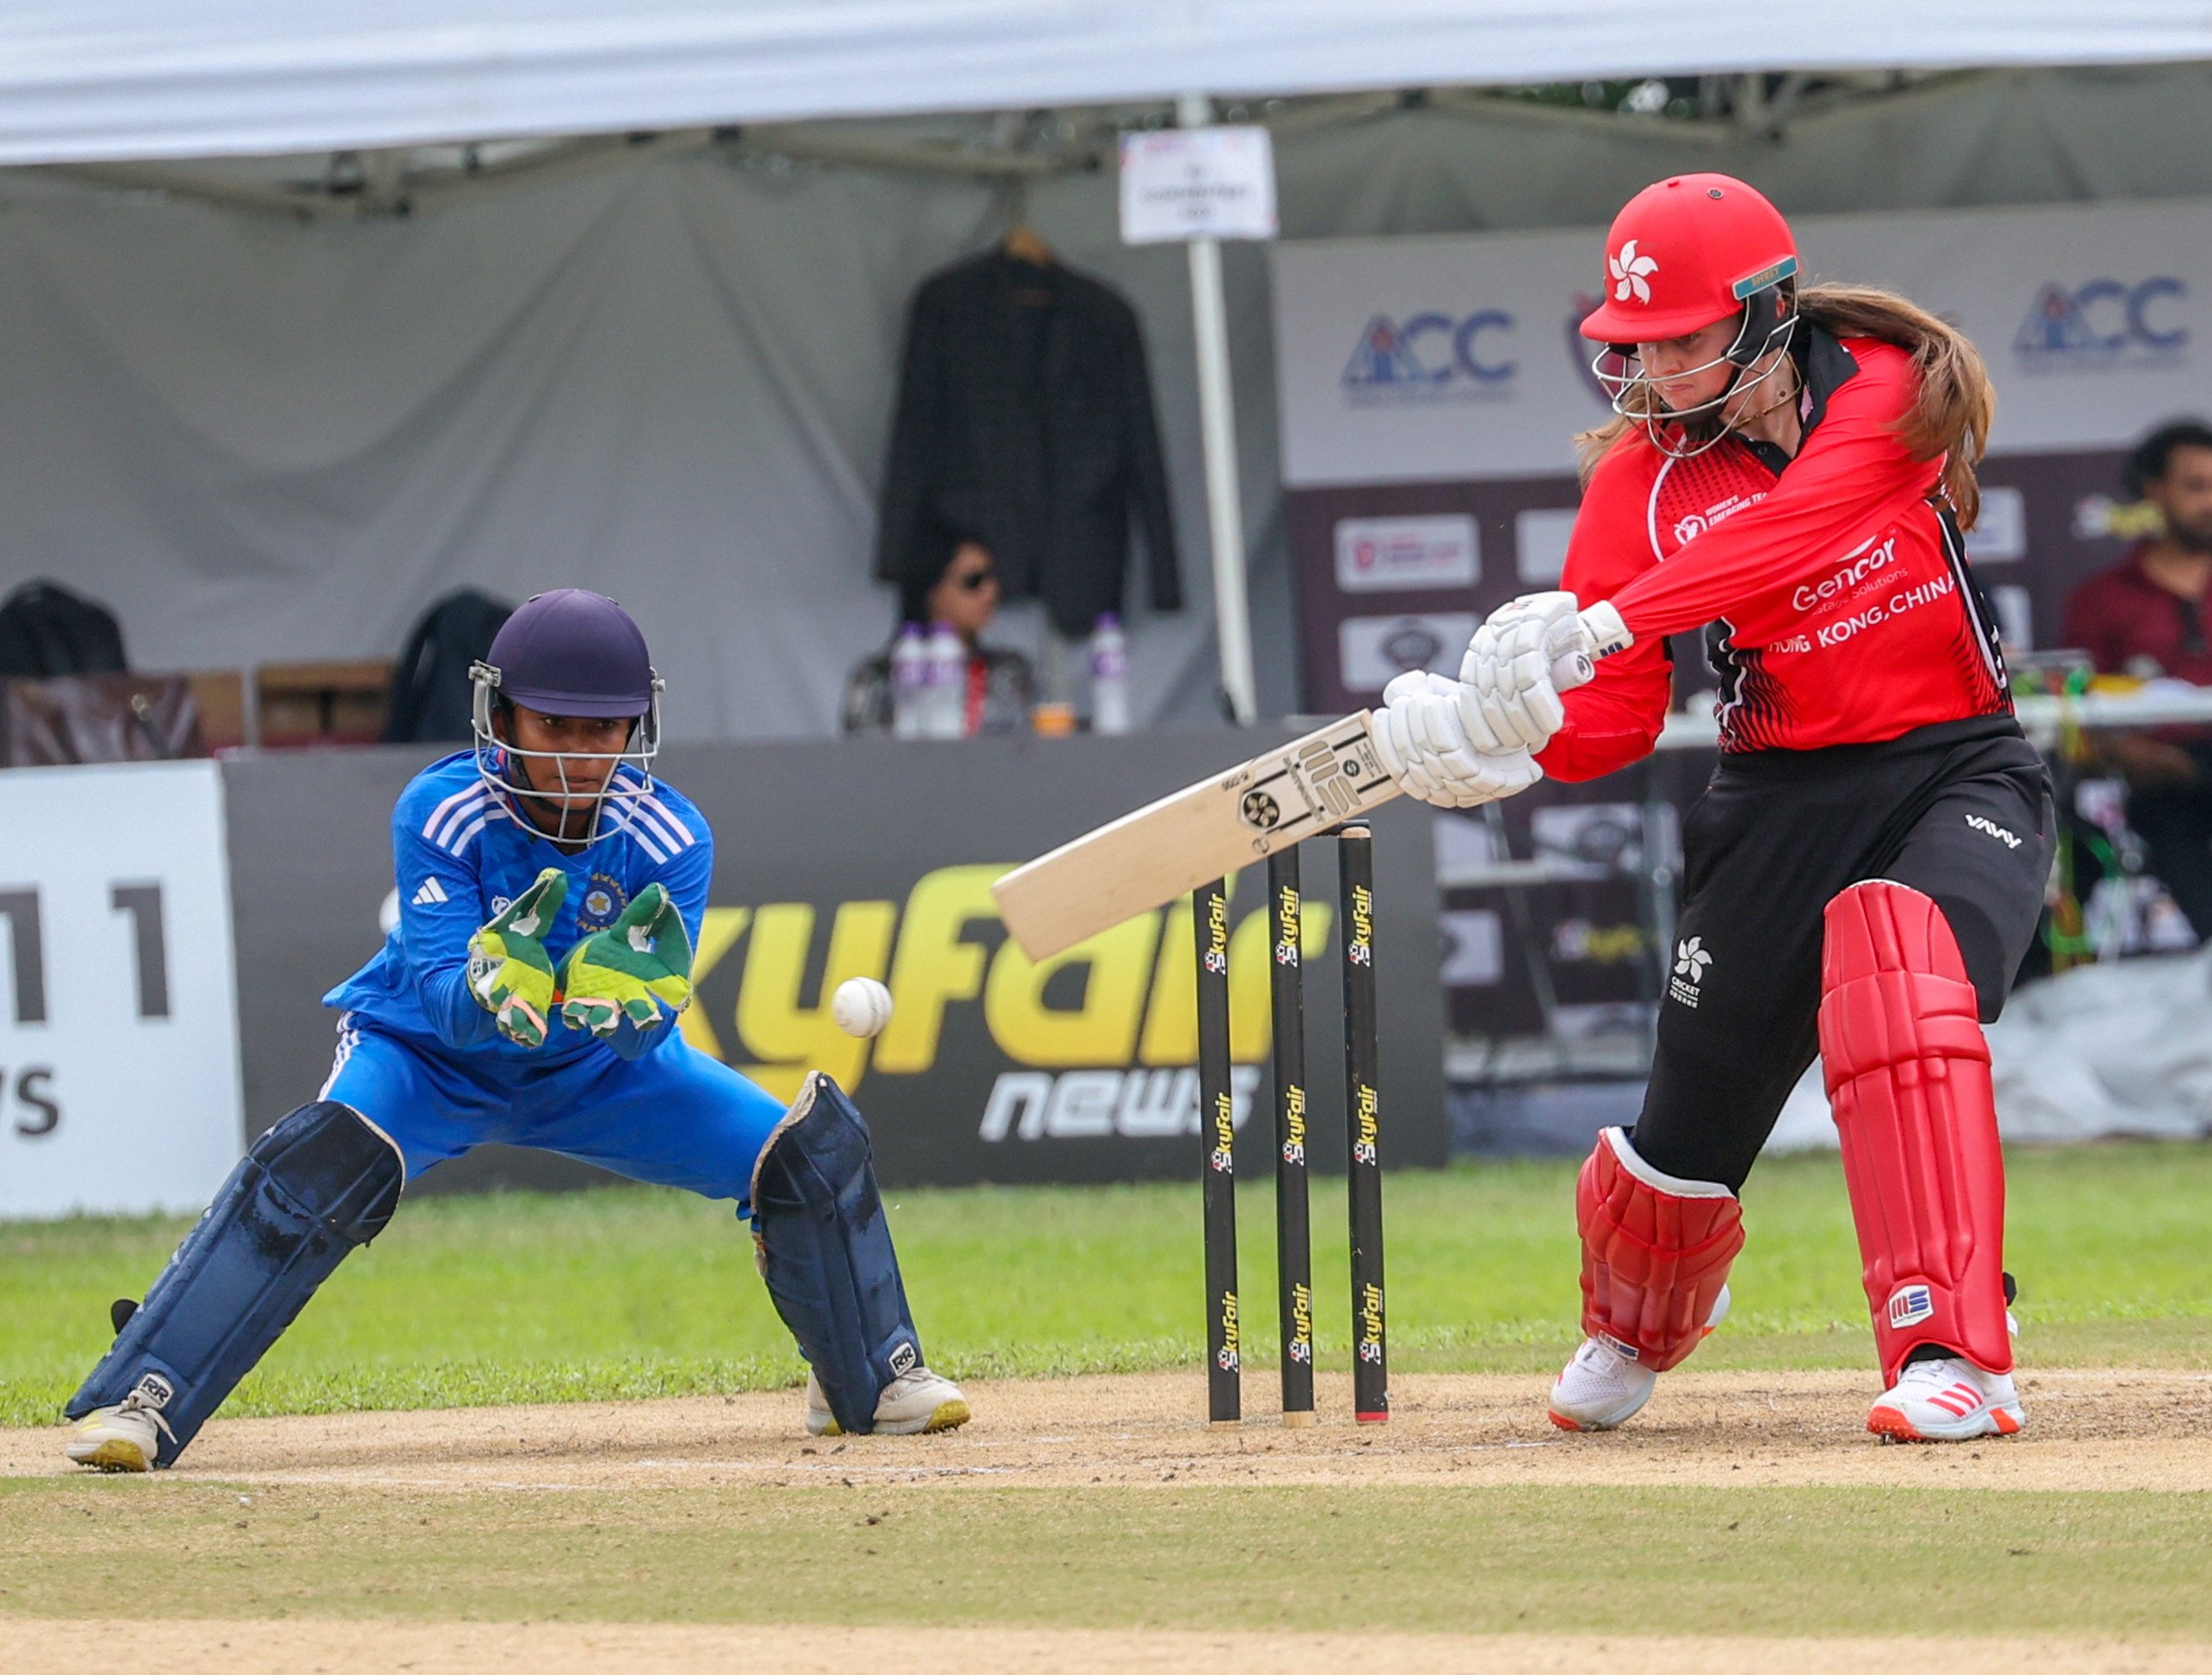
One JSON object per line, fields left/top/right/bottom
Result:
{"left": 1089, "top": 612, "right": 1131, "bottom": 735}
{"left": 890, "top": 623, "right": 928, "bottom": 739}
{"left": 925, "top": 620, "right": 967, "bottom": 738}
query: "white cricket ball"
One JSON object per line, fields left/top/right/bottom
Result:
{"left": 832, "top": 977, "right": 894, "bottom": 1038}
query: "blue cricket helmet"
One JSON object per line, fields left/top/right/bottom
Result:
{"left": 468, "top": 590, "right": 665, "bottom": 839}
{"left": 483, "top": 589, "right": 656, "bottom": 718}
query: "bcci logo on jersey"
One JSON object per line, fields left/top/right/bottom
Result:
{"left": 1342, "top": 310, "right": 1516, "bottom": 406}
{"left": 2015, "top": 276, "right": 2189, "bottom": 372}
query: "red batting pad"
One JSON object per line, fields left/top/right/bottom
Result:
{"left": 1575, "top": 1127, "right": 1743, "bottom": 1372}
{"left": 1819, "top": 880, "right": 2011, "bottom": 1382}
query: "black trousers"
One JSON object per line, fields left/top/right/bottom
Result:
{"left": 1632, "top": 717, "right": 2054, "bottom": 1193}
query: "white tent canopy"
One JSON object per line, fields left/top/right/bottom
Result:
{"left": 4, "top": 2, "right": 2209, "bottom": 165}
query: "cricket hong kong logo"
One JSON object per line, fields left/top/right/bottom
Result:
{"left": 1357, "top": 1282, "right": 1386, "bottom": 1363}
{"left": 1288, "top": 1282, "right": 1315, "bottom": 1363}
{"left": 1217, "top": 1289, "right": 1241, "bottom": 1372}
{"left": 1281, "top": 1083, "right": 1307, "bottom": 1165}
{"left": 1667, "top": 936, "right": 1711, "bottom": 1010}
{"left": 1350, "top": 1083, "right": 1379, "bottom": 1166}
{"left": 1347, "top": 883, "right": 1374, "bottom": 967}
{"left": 1210, "top": 1091, "right": 1236, "bottom": 1174}
{"left": 1610, "top": 240, "right": 1658, "bottom": 305}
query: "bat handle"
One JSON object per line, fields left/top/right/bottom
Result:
{"left": 1549, "top": 649, "right": 1595, "bottom": 693}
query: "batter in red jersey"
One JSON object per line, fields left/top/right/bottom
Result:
{"left": 1368, "top": 174, "right": 2051, "bottom": 1443}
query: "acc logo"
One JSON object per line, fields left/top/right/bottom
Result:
{"left": 1888, "top": 1284, "right": 1936, "bottom": 1330}
{"left": 1342, "top": 310, "right": 1516, "bottom": 400}
{"left": 2015, "top": 277, "right": 2188, "bottom": 369}
{"left": 576, "top": 873, "right": 628, "bottom": 932}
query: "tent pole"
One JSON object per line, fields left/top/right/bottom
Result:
{"left": 1178, "top": 90, "right": 1259, "bottom": 726}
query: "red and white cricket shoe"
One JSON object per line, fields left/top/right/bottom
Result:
{"left": 1867, "top": 1355, "right": 2024, "bottom": 1443}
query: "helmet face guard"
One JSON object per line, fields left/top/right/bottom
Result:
{"left": 1591, "top": 283, "right": 1801, "bottom": 461}
{"left": 468, "top": 659, "right": 665, "bottom": 846}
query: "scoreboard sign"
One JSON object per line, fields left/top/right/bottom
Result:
{"left": 0, "top": 761, "right": 244, "bottom": 1218}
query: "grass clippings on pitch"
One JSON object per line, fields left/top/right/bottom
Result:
{"left": 3, "top": 1143, "right": 2209, "bottom": 1428}
{"left": 4, "top": 1474, "right": 2212, "bottom": 1640}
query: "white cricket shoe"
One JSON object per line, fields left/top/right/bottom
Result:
{"left": 1548, "top": 1283, "right": 1730, "bottom": 1433}
{"left": 805, "top": 1366, "right": 971, "bottom": 1437}
{"left": 65, "top": 1390, "right": 174, "bottom": 1473}
{"left": 1867, "top": 1355, "right": 2024, "bottom": 1443}
{"left": 1548, "top": 1337, "right": 1658, "bottom": 1432}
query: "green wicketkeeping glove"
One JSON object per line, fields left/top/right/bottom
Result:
{"left": 559, "top": 883, "right": 694, "bottom": 1040}
{"left": 465, "top": 866, "right": 566, "bottom": 1048}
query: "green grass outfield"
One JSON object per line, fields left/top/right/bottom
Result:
{"left": 5, "top": 1143, "right": 2210, "bottom": 1428}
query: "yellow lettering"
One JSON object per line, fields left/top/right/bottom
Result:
{"left": 676, "top": 907, "right": 750, "bottom": 1061}
{"left": 872, "top": 865, "right": 1006, "bottom": 1074}
{"left": 1143, "top": 894, "right": 1332, "bottom": 1064}
{"left": 983, "top": 913, "right": 1161, "bottom": 1067}
{"left": 735, "top": 900, "right": 896, "bottom": 1101}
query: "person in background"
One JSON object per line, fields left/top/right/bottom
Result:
{"left": 844, "top": 526, "right": 1036, "bottom": 736}
{"left": 2062, "top": 419, "right": 2212, "bottom": 939}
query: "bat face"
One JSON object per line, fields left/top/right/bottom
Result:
{"left": 990, "top": 712, "right": 1398, "bottom": 961}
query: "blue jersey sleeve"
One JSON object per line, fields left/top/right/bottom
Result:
{"left": 598, "top": 820, "right": 714, "bottom": 1062}
{"left": 392, "top": 806, "right": 501, "bottom": 1053}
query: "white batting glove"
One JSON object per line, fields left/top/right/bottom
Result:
{"left": 1458, "top": 594, "right": 1628, "bottom": 752}
{"left": 1369, "top": 671, "right": 1543, "bottom": 810}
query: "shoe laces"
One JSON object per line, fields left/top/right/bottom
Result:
{"left": 111, "top": 1390, "right": 176, "bottom": 1441}
{"left": 1896, "top": 1356, "right": 1975, "bottom": 1397}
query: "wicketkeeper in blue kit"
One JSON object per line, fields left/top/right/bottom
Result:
{"left": 65, "top": 589, "right": 969, "bottom": 1471}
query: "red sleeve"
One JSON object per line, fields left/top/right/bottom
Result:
{"left": 1537, "top": 440, "right": 1673, "bottom": 783}
{"left": 1603, "top": 340, "right": 1941, "bottom": 644}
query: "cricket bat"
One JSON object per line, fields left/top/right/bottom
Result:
{"left": 991, "top": 647, "right": 1593, "bottom": 961}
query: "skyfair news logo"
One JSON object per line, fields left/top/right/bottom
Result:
{"left": 675, "top": 866, "right": 1334, "bottom": 1145}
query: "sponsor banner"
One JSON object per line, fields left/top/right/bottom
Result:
{"left": 1273, "top": 198, "right": 2212, "bottom": 488}
{"left": 1338, "top": 611, "right": 1478, "bottom": 693}
{"left": 0, "top": 762, "right": 243, "bottom": 1218}
{"left": 1335, "top": 514, "right": 1479, "bottom": 593}
{"left": 223, "top": 737, "right": 1446, "bottom": 1191}
{"left": 1273, "top": 203, "right": 2209, "bottom": 709}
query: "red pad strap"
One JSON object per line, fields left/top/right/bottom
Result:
{"left": 1575, "top": 1127, "right": 1743, "bottom": 1373}
{"left": 1819, "top": 880, "right": 2011, "bottom": 1382}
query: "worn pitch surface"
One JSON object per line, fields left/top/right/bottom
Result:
{"left": 6, "top": 1370, "right": 2210, "bottom": 1672}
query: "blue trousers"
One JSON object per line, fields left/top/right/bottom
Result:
{"left": 321, "top": 1013, "right": 787, "bottom": 1214}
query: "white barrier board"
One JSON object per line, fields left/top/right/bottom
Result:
{"left": 0, "top": 761, "right": 243, "bottom": 1218}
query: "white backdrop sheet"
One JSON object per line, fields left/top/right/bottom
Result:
{"left": 0, "top": 2, "right": 2206, "bottom": 166}
{"left": 8, "top": 67, "right": 2212, "bottom": 738}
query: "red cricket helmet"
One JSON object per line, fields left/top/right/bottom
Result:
{"left": 1579, "top": 174, "right": 1798, "bottom": 345}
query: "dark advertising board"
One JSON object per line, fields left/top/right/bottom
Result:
{"left": 223, "top": 731, "right": 1446, "bottom": 1191}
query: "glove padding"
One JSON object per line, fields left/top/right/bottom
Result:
{"left": 1458, "top": 593, "right": 1627, "bottom": 752}
{"left": 559, "top": 883, "right": 695, "bottom": 1039}
{"left": 466, "top": 866, "right": 565, "bottom": 1049}
{"left": 1370, "top": 671, "right": 1543, "bottom": 810}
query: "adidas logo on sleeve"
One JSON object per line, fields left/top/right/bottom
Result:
{"left": 411, "top": 878, "right": 450, "bottom": 906}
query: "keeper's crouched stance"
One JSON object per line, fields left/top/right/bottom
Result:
{"left": 1373, "top": 173, "right": 2050, "bottom": 1442}
{"left": 65, "top": 590, "right": 966, "bottom": 1471}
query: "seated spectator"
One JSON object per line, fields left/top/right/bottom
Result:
{"left": 844, "top": 531, "right": 1036, "bottom": 736}
{"left": 2062, "top": 419, "right": 2212, "bottom": 938}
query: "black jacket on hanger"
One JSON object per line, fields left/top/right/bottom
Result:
{"left": 875, "top": 249, "right": 1182, "bottom": 638}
